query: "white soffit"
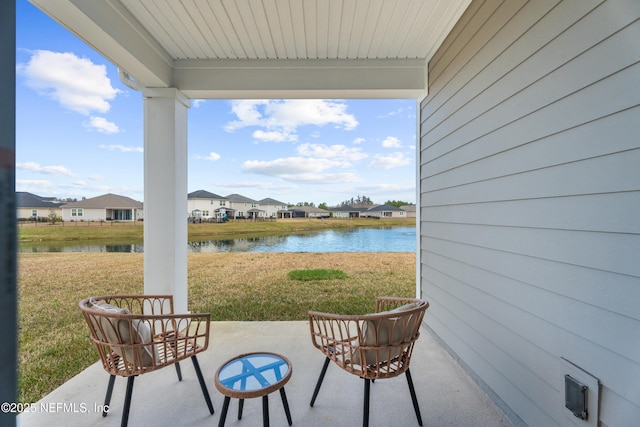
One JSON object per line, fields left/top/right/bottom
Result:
{"left": 30, "top": 0, "right": 471, "bottom": 99}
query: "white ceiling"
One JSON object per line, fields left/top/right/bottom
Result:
{"left": 31, "top": 0, "right": 471, "bottom": 98}
{"left": 121, "top": 0, "right": 464, "bottom": 60}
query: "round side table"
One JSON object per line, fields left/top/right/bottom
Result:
{"left": 215, "top": 352, "right": 293, "bottom": 427}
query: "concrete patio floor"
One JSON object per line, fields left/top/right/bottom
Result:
{"left": 18, "top": 321, "right": 513, "bottom": 427}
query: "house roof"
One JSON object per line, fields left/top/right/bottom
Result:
{"left": 290, "top": 206, "right": 330, "bottom": 214}
{"left": 259, "top": 197, "right": 287, "bottom": 206}
{"left": 366, "top": 203, "right": 403, "bottom": 212}
{"left": 16, "top": 192, "right": 63, "bottom": 209}
{"left": 188, "top": 190, "right": 226, "bottom": 199}
{"left": 225, "top": 194, "right": 257, "bottom": 203}
{"left": 400, "top": 205, "right": 416, "bottom": 212}
{"left": 331, "top": 206, "right": 371, "bottom": 212}
{"left": 30, "top": 0, "right": 471, "bottom": 99}
{"left": 61, "top": 193, "right": 143, "bottom": 209}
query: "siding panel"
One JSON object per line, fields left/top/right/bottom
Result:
{"left": 422, "top": 107, "right": 640, "bottom": 187}
{"left": 423, "top": 192, "right": 640, "bottom": 234}
{"left": 424, "top": 237, "right": 640, "bottom": 322}
{"left": 419, "top": 0, "right": 640, "bottom": 425}
{"left": 423, "top": 221, "right": 640, "bottom": 277}
{"left": 423, "top": 149, "right": 640, "bottom": 205}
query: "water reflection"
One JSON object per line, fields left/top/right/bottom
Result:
{"left": 20, "top": 227, "right": 416, "bottom": 253}
{"left": 19, "top": 243, "right": 144, "bottom": 253}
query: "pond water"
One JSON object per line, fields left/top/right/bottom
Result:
{"left": 19, "top": 227, "right": 416, "bottom": 253}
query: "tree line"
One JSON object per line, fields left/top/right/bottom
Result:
{"left": 289, "top": 195, "right": 414, "bottom": 210}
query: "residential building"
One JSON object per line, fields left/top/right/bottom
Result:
{"left": 286, "top": 205, "right": 330, "bottom": 219}
{"left": 258, "top": 197, "right": 288, "bottom": 219}
{"left": 61, "top": 193, "right": 143, "bottom": 222}
{"left": 16, "top": 192, "right": 63, "bottom": 220}
{"left": 330, "top": 206, "right": 367, "bottom": 219}
{"left": 225, "top": 193, "right": 259, "bottom": 219}
{"left": 187, "top": 190, "right": 230, "bottom": 221}
{"left": 363, "top": 203, "right": 406, "bottom": 218}
{"left": 400, "top": 205, "right": 416, "bottom": 218}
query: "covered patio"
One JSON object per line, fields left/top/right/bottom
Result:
{"left": 18, "top": 322, "right": 511, "bottom": 427}
{"left": 6, "top": 0, "right": 639, "bottom": 426}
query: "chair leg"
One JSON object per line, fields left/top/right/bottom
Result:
{"left": 363, "top": 378, "right": 371, "bottom": 427}
{"left": 121, "top": 376, "right": 135, "bottom": 427}
{"left": 406, "top": 368, "right": 423, "bottom": 426}
{"left": 191, "top": 355, "right": 215, "bottom": 414}
{"left": 310, "top": 357, "right": 330, "bottom": 407}
{"left": 103, "top": 374, "right": 116, "bottom": 417}
{"left": 175, "top": 362, "right": 182, "bottom": 381}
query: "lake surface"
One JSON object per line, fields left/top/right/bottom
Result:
{"left": 19, "top": 227, "right": 416, "bottom": 253}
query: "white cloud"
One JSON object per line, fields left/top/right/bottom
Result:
{"left": 242, "top": 157, "right": 344, "bottom": 175}
{"left": 63, "top": 181, "right": 111, "bottom": 192}
{"left": 353, "top": 137, "right": 366, "bottom": 144}
{"left": 214, "top": 180, "right": 297, "bottom": 191}
{"left": 225, "top": 100, "right": 269, "bottom": 130}
{"left": 381, "top": 136, "right": 402, "bottom": 148}
{"left": 86, "top": 116, "right": 120, "bottom": 134}
{"left": 357, "top": 183, "right": 415, "bottom": 193}
{"left": 241, "top": 156, "right": 361, "bottom": 184}
{"left": 17, "top": 162, "right": 74, "bottom": 176}
{"left": 20, "top": 50, "right": 120, "bottom": 115}
{"left": 296, "top": 143, "right": 367, "bottom": 162}
{"left": 196, "top": 152, "right": 221, "bottom": 161}
{"left": 378, "top": 107, "right": 406, "bottom": 118}
{"left": 368, "top": 152, "right": 412, "bottom": 169}
{"left": 252, "top": 130, "right": 297, "bottom": 142}
{"left": 89, "top": 175, "right": 105, "bottom": 181}
{"left": 353, "top": 183, "right": 416, "bottom": 203}
{"left": 225, "top": 100, "right": 358, "bottom": 139}
{"left": 16, "top": 179, "right": 53, "bottom": 189}
{"left": 284, "top": 172, "right": 361, "bottom": 184}
{"left": 99, "top": 144, "right": 143, "bottom": 153}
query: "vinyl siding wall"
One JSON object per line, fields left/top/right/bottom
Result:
{"left": 419, "top": 1, "right": 640, "bottom": 426}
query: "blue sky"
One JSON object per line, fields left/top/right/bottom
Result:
{"left": 16, "top": 1, "right": 417, "bottom": 207}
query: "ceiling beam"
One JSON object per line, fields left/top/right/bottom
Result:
{"left": 29, "top": 0, "right": 173, "bottom": 87}
{"left": 173, "top": 58, "right": 428, "bottom": 99}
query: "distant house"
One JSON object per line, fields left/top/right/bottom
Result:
{"left": 187, "top": 190, "right": 232, "bottom": 221}
{"left": 226, "top": 194, "right": 259, "bottom": 219}
{"left": 258, "top": 197, "right": 287, "bottom": 219}
{"left": 330, "top": 206, "right": 368, "bottom": 219}
{"left": 287, "top": 205, "right": 330, "bottom": 218}
{"left": 16, "top": 192, "right": 63, "bottom": 220}
{"left": 61, "top": 193, "right": 143, "bottom": 222}
{"left": 363, "top": 203, "right": 406, "bottom": 219}
{"left": 400, "top": 204, "right": 416, "bottom": 218}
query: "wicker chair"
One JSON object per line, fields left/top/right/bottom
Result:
{"left": 308, "top": 297, "right": 429, "bottom": 427}
{"left": 79, "top": 295, "right": 214, "bottom": 427}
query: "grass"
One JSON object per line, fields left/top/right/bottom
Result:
{"left": 18, "top": 251, "right": 416, "bottom": 403}
{"left": 287, "top": 268, "right": 348, "bottom": 281}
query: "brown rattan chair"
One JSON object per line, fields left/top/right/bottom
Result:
{"left": 79, "top": 295, "right": 214, "bottom": 427}
{"left": 308, "top": 296, "right": 429, "bottom": 427}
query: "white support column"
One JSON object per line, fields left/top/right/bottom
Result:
{"left": 142, "top": 88, "right": 190, "bottom": 313}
